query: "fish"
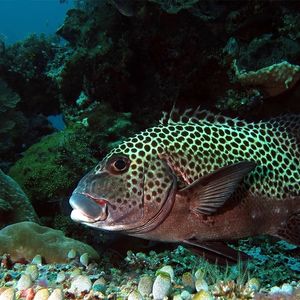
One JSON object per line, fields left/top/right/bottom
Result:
{"left": 69, "top": 108, "right": 300, "bottom": 261}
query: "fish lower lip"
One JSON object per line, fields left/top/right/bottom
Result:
{"left": 69, "top": 193, "right": 108, "bottom": 221}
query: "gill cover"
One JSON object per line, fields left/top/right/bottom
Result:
{"left": 69, "top": 154, "right": 177, "bottom": 234}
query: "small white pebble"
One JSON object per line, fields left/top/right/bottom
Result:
{"left": 138, "top": 275, "right": 153, "bottom": 296}
{"left": 158, "top": 265, "right": 174, "bottom": 282}
{"left": 0, "top": 288, "right": 16, "bottom": 300}
{"left": 79, "top": 253, "right": 89, "bottom": 267}
{"left": 194, "top": 269, "right": 205, "bottom": 280}
{"left": 48, "top": 288, "right": 64, "bottom": 300}
{"left": 17, "top": 274, "right": 33, "bottom": 290}
{"left": 195, "top": 278, "right": 209, "bottom": 292}
{"left": 32, "top": 255, "right": 42, "bottom": 265}
{"left": 33, "top": 288, "right": 49, "bottom": 300}
{"left": 173, "top": 295, "right": 183, "bottom": 300}
{"left": 93, "top": 277, "right": 106, "bottom": 287}
{"left": 67, "top": 249, "right": 76, "bottom": 260}
{"left": 269, "top": 286, "right": 281, "bottom": 294}
{"left": 56, "top": 271, "right": 66, "bottom": 284}
{"left": 152, "top": 273, "right": 171, "bottom": 300}
{"left": 25, "top": 264, "right": 39, "bottom": 281}
{"left": 70, "top": 275, "right": 92, "bottom": 294}
{"left": 128, "top": 290, "right": 142, "bottom": 300}
{"left": 281, "top": 283, "right": 293, "bottom": 295}
{"left": 70, "top": 268, "right": 81, "bottom": 278}
{"left": 180, "top": 290, "right": 191, "bottom": 300}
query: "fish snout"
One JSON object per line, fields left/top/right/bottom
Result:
{"left": 69, "top": 192, "right": 108, "bottom": 223}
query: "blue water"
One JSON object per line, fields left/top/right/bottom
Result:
{"left": 0, "top": 0, "right": 73, "bottom": 44}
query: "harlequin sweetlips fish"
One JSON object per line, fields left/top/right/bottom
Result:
{"left": 69, "top": 109, "right": 300, "bottom": 259}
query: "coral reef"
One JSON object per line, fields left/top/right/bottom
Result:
{"left": 1, "top": 1, "right": 300, "bottom": 297}
{"left": 0, "top": 221, "right": 99, "bottom": 263}
{"left": 0, "top": 170, "right": 39, "bottom": 228}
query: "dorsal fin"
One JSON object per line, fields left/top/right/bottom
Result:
{"left": 159, "top": 106, "right": 249, "bottom": 128}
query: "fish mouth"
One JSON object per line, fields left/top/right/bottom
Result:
{"left": 69, "top": 192, "right": 108, "bottom": 223}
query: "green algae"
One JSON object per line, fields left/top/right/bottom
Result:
{"left": 8, "top": 125, "right": 96, "bottom": 210}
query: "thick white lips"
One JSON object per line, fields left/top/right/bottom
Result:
{"left": 70, "top": 209, "right": 96, "bottom": 223}
{"left": 69, "top": 192, "right": 108, "bottom": 222}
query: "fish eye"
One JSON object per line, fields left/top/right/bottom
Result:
{"left": 107, "top": 155, "right": 130, "bottom": 174}
{"left": 114, "top": 159, "right": 127, "bottom": 171}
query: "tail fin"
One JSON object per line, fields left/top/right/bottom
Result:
{"left": 277, "top": 211, "right": 300, "bottom": 246}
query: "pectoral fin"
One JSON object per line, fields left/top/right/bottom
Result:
{"left": 178, "top": 161, "right": 256, "bottom": 215}
{"left": 183, "top": 238, "right": 249, "bottom": 263}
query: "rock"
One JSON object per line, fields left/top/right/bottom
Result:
{"left": 48, "top": 289, "right": 63, "bottom": 300}
{"left": 0, "top": 169, "right": 39, "bottom": 228}
{"left": 0, "top": 222, "right": 99, "bottom": 263}
{"left": 33, "top": 288, "right": 49, "bottom": 300}
{"left": 0, "top": 288, "right": 15, "bottom": 300}
{"left": 152, "top": 272, "right": 171, "bottom": 300}
{"left": 138, "top": 275, "right": 153, "bottom": 297}
{"left": 17, "top": 274, "right": 33, "bottom": 290}
{"left": 69, "top": 275, "right": 92, "bottom": 294}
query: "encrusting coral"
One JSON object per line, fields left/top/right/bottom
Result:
{"left": 0, "top": 221, "right": 99, "bottom": 263}
{"left": 233, "top": 60, "right": 300, "bottom": 97}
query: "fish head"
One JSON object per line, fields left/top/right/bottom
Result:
{"left": 69, "top": 137, "right": 176, "bottom": 233}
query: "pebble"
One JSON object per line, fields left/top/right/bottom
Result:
{"left": 67, "top": 249, "right": 76, "bottom": 260}
{"left": 127, "top": 290, "right": 143, "bottom": 300}
{"left": 25, "top": 264, "right": 39, "bottom": 281}
{"left": 173, "top": 294, "right": 183, "bottom": 300}
{"left": 32, "top": 255, "right": 42, "bottom": 266}
{"left": 182, "top": 272, "right": 195, "bottom": 292}
{"left": 180, "top": 290, "right": 191, "bottom": 300}
{"left": 152, "top": 272, "right": 171, "bottom": 300}
{"left": 33, "top": 288, "right": 49, "bottom": 300}
{"left": 48, "top": 288, "right": 64, "bottom": 300}
{"left": 192, "top": 290, "right": 214, "bottom": 300}
{"left": 55, "top": 271, "right": 66, "bottom": 284}
{"left": 281, "top": 283, "right": 293, "bottom": 295}
{"left": 157, "top": 265, "right": 174, "bottom": 282}
{"left": 17, "top": 274, "right": 33, "bottom": 290}
{"left": 195, "top": 278, "right": 209, "bottom": 292}
{"left": 79, "top": 253, "right": 89, "bottom": 267}
{"left": 194, "top": 269, "right": 205, "bottom": 280}
{"left": 0, "top": 288, "right": 15, "bottom": 300}
{"left": 138, "top": 275, "right": 153, "bottom": 296}
{"left": 70, "top": 268, "right": 81, "bottom": 278}
{"left": 269, "top": 286, "right": 281, "bottom": 294}
{"left": 246, "top": 277, "right": 260, "bottom": 292}
{"left": 69, "top": 275, "right": 92, "bottom": 294}
{"left": 92, "top": 278, "right": 106, "bottom": 293}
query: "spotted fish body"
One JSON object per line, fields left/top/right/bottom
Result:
{"left": 70, "top": 109, "right": 300, "bottom": 254}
